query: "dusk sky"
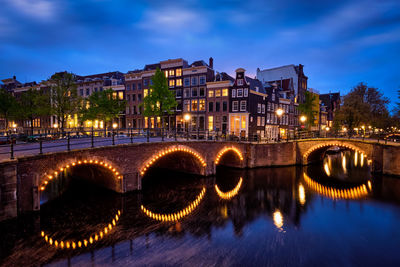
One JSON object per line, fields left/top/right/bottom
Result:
{"left": 1, "top": 0, "right": 399, "bottom": 108}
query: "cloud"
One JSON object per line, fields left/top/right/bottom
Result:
{"left": 6, "top": 0, "right": 58, "bottom": 21}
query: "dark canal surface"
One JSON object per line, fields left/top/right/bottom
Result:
{"left": 1, "top": 150, "right": 400, "bottom": 266}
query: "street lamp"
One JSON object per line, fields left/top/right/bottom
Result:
{"left": 184, "top": 113, "right": 191, "bottom": 140}
{"left": 276, "top": 108, "right": 284, "bottom": 141}
{"left": 112, "top": 123, "right": 118, "bottom": 129}
{"left": 300, "top": 115, "right": 306, "bottom": 123}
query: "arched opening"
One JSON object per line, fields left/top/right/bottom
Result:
{"left": 140, "top": 146, "right": 206, "bottom": 176}
{"left": 39, "top": 160, "right": 122, "bottom": 205}
{"left": 215, "top": 147, "right": 243, "bottom": 168}
{"left": 303, "top": 143, "right": 368, "bottom": 165}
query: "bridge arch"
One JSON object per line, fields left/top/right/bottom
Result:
{"left": 39, "top": 159, "right": 123, "bottom": 195}
{"left": 215, "top": 146, "right": 244, "bottom": 167}
{"left": 140, "top": 145, "right": 207, "bottom": 176}
{"left": 302, "top": 142, "right": 370, "bottom": 165}
{"left": 385, "top": 133, "right": 400, "bottom": 139}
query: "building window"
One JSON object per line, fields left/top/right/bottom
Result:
{"left": 184, "top": 77, "right": 190, "bottom": 87}
{"left": 237, "top": 79, "right": 243, "bottom": 86}
{"left": 143, "top": 79, "right": 149, "bottom": 86}
{"left": 191, "top": 77, "right": 198, "bottom": 86}
{"left": 208, "top": 116, "right": 213, "bottom": 131}
{"left": 138, "top": 94, "right": 142, "bottom": 101}
{"left": 222, "top": 89, "right": 228, "bottom": 96}
{"left": 232, "top": 89, "right": 236, "bottom": 98}
{"left": 192, "top": 88, "right": 198, "bottom": 97}
{"left": 199, "top": 87, "right": 205, "bottom": 97}
{"left": 169, "top": 79, "right": 175, "bottom": 87}
{"left": 215, "top": 90, "right": 221, "bottom": 97}
{"left": 244, "top": 88, "right": 248, "bottom": 97}
{"left": 184, "top": 100, "right": 190, "bottom": 112}
{"left": 176, "top": 89, "right": 182, "bottom": 98}
{"left": 126, "top": 95, "right": 130, "bottom": 101}
{"left": 131, "top": 84, "right": 135, "bottom": 91}
{"left": 164, "top": 70, "right": 168, "bottom": 78}
{"left": 169, "top": 69, "right": 175, "bottom": 76}
{"left": 132, "top": 94, "right": 136, "bottom": 101}
{"left": 237, "top": 89, "right": 243, "bottom": 97}
{"left": 223, "top": 101, "right": 227, "bottom": 111}
{"left": 199, "top": 99, "right": 206, "bottom": 111}
{"left": 262, "top": 104, "right": 265, "bottom": 114}
{"left": 209, "top": 102, "right": 214, "bottom": 112}
{"left": 191, "top": 100, "right": 198, "bottom": 111}
{"left": 138, "top": 83, "right": 142, "bottom": 90}
{"left": 257, "top": 116, "right": 261, "bottom": 126}
{"left": 176, "top": 68, "right": 182, "bottom": 76}
{"left": 80, "top": 89, "right": 84, "bottom": 96}
{"left": 118, "top": 92, "right": 124, "bottom": 100}
{"left": 86, "top": 88, "right": 90, "bottom": 96}
{"left": 240, "top": 100, "right": 246, "bottom": 111}
{"left": 126, "top": 107, "right": 130, "bottom": 115}
{"left": 199, "top": 76, "right": 206, "bottom": 85}
{"left": 241, "top": 116, "right": 246, "bottom": 129}
{"left": 208, "top": 90, "right": 214, "bottom": 97}
{"left": 257, "top": 103, "right": 261, "bottom": 113}
{"left": 127, "top": 85, "right": 131, "bottom": 91}
{"left": 232, "top": 101, "right": 239, "bottom": 111}
{"left": 216, "top": 102, "right": 220, "bottom": 112}
{"left": 176, "top": 79, "right": 182, "bottom": 86}
{"left": 184, "top": 88, "right": 190, "bottom": 98}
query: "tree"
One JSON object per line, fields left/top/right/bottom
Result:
{"left": 49, "top": 72, "right": 81, "bottom": 134}
{"left": 298, "top": 91, "right": 318, "bottom": 130}
{"left": 0, "top": 89, "right": 18, "bottom": 131}
{"left": 81, "top": 88, "right": 126, "bottom": 134}
{"left": 141, "top": 67, "right": 177, "bottom": 133}
{"left": 334, "top": 83, "right": 389, "bottom": 135}
{"left": 15, "top": 88, "right": 51, "bottom": 135}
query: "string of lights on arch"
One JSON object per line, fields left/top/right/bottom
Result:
{"left": 215, "top": 177, "right": 243, "bottom": 200}
{"left": 40, "top": 210, "right": 121, "bottom": 249}
{"left": 303, "top": 143, "right": 369, "bottom": 164}
{"left": 140, "top": 146, "right": 207, "bottom": 176}
{"left": 215, "top": 147, "right": 243, "bottom": 165}
{"left": 39, "top": 159, "right": 123, "bottom": 192}
{"left": 303, "top": 172, "right": 372, "bottom": 200}
{"left": 140, "top": 187, "right": 206, "bottom": 222}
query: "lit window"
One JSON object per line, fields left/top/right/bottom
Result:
{"left": 164, "top": 71, "right": 168, "bottom": 78}
{"left": 169, "top": 79, "right": 175, "bottom": 87}
{"left": 241, "top": 116, "right": 246, "bottom": 128}
{"left": 215, "top": 90, "right": 221, "bottom": 97}
{"left": 112, "top": 92, "right": 117, "bottom": 99}
{"left": 176, "top": 79, "right": 182, "bottom": 86}
{"left": 176, "top": 68, "right": 182, "bottom": 76}
{"left": 191, "top": 100, "right": 198, "bottom": 111}
{"left": 208, "top": 116, "right": 213, "bottom": 131}
{"left": 208, "top": 90, "right": 214, "bottom": 97}
{"left": 232, "top": 101, "right": 239, "bottom": 111}
{"left": 222, "top": 89, "right": 228, "bottom": 96}
{"left": 199, "top": 99, "right": 206, "bottom": 111}
{"left": 144, "top": 89, "right": 148, "bottom": 97}
{"left": 118, "top": 91, "right": 124, "bottom": 100}
{"left": 240, "top": 100, "right": 247, "bottom": 111}
{"left": 169, "top": 69, "right": 175, "bottom": 76}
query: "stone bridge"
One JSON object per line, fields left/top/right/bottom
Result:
{"left": 1, "top": 139, "right": 399, "bottom": 221}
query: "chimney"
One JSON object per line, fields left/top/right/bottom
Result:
{"left": 209, "top": 57, "right": 214, "bottom": 69}
{"left": 13, "top": 75, "right": 16, "bottom": 80}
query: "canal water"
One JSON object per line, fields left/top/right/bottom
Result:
{"left": 1, "top": 150, "right": 400, "bottom": 266}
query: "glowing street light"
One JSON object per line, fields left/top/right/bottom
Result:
{"left": 325, "top": 127, "right": 330, "bottom": 131}
{"left": 276, "top": 108, "right": 284, "bottom": 141}
{"left": 184, "top": 114, "right": 191, "bottom": 140}
{"left": 276, "top": 108, "right": 284, "bottom": 117}
{"left": 300, "top": 115, "right": 307, "bottom": 123}
{"left": 184, "top": 113, "right": 191, "bottom": 122}
{"left": 53, "top": 123, "right": 58, "bottom": 128}
{"left": 112, "top": 123, "right": 118, "bottom": 129}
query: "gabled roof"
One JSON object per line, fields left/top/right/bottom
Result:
{"left": 215, "top": 72, "right": 235, "bottom": 82}
{"left": 190, "top": 60, "right": 208, "bottom": 67}
{"left": 246, "top": 76, "right": 266, "bottom": 94}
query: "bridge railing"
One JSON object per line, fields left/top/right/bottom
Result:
{"left": 0, "top": 128, "right": 398, "bottom": 161}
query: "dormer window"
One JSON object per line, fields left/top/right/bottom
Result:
{"left": 237, "top": 79, "right": 243, "bottom": 86}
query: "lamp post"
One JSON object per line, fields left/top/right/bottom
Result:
{"left": 299, "top": 115, "right": 306, "bottom": 139}
{"left": 276, "top": 108, "right": 284, "bottom": 142}
{"left": 184, "top": 114, "right": 191, "bottom": 140}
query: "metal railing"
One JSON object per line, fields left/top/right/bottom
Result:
{"left": 0, "top": 128, "right": 398, "bottom": 161}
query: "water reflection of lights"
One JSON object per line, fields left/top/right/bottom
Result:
{"left": 215, "top": 147, "right": 244, "bottom": 165}
{"left": 303, "top": 173, "right": 371, "bottom": 200}
{"left": 354, "top": 151, "right": 358, "bottom": 166}
{"left": 324, "top": 163, "right": 331, "bottom": 177}
{"left": 140, "top": 146, "right": 207, "bottom": 175}
{"left": 141, "top": 187, "right": 206, "bottom": 222}
{"left": 41, "top": 210, "right": 121, "bottom": 249}
{"left": 215, "top": 177, "right": 243, "bottom": 200}
{"left": 40, "top": 160, "right": 122, "bottom": 192}
{"left": 342, "top": 155, "right": 347, "bottom": 174}
{"left": 298, "top": 184, "right": 306, "bottom": 205}
{"left": 360, "top": 153, "right": 364, "bottom": 167}
{"left": 303, "top": 143, "right": 368, "bottom": 164}
{"left": 273, "top": 210, "right": 284, "bottom": 229}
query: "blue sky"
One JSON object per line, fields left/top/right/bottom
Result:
{"left": 0, "top": 0, "right": 399, "bottom": 108}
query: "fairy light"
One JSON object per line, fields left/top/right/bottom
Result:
{"left": 215, "top": 147, "right": 244, "bottom": 165}
{"left": 41, "top": 210, "right": 121, "bottom": 249}
{"left": 303, "top": 173, "right": 371, "bottom": 200}
{"left": 215, "top": 177, "right": 243, "bottom": 200}
{"left": 39, "top": 160, "right": 123, "bottom": 192}
{"left": 140, "top": 146, "right": 207, "bottom": 176}
{"left": 141, "top": 187, "right": 206, "bottom": 222}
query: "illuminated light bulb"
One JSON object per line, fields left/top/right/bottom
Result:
{"left": 95, "top": 160, "right": 98, "bottom": 164}
{"left": 60, "top": 168, "right": 64, "bottom": 171}
{"left": 49, "top": 238, "right": 53, "bottom": 245}
{"left": 112, "top": 219, "right": 116, "bottom": 226}
{"left": 89, "top": 237, "right": 93, "bottom": 244}
{"left": 118, "top": 210, "right": 121, "bottom": 215}
{"left": 59, "top": 241, "right": 64, "bottom": 249}
{"left": 84, "top": 160, "right": 87, "bottom": 163}
{"left": 108, "top": 166, "right": 112, "bottom": 169}
{"left": 54, "top": 171, "right": 58, "bottom": 175}
{"left": 95, "top": 234, "right": 98, "bottom": 241}
{"left": 40, "top": 186, "right": 45, "bottom": 191}
{"left": 45, "top": 235, "right": 48, "bottom": 241}
{"left": 66, "top": 242, "right": 70, "bottom": 249}
{"left": 84, "top": 240, "right": 88, "bottom": 246}
{"left": 104, "top": 228, "right": 108, "bottom": 234}
{"left": 78, "top": 161, "right": 81, "bottom": 164}
{"left": 54, "top": 240, "right": 58, "bottom": 247}
{"left": 89, "top": 160, "right": 93, "bottom": 163}
{"left": 41, "top": 231, "right": 45, "bottom": 237}
{"left": 66, "top": 165, "right": 70, "bottom": 168}
{"left": 72, "top": 163, "right": 76, "bottom": 166}
{"left": 72, "top": 242, "right": 76, "bottom": 249}
{"left": 100, "top": 232, "right": 103, "bottom": 238}
{"left": 115, "top": 172, "right": 119, "bottom": 175}
{"left": 78, "top": 241, "right": 82, "bottom": 247}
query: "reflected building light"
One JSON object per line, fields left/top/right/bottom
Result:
{"left": 342, "top": 155, "right": 347, "bottom": 174}
{"left": 360, "top": 153, "right": 364, "bottom": 167}
{"left": 303, "top": 173, "right": 371, "bottom": 200}
{"left": 324, "top": 162, "right": 331, "bottom": 177}
{"left": 215, "top": 177, "right": 243, "bottom": 200}
{"left": 141, "top": 187, "right": 206, "bottom": 222}
{"left": 41, "top": 210, "right": 121, "bottom": 249}
{"left": 298, "top": 183, "right": 306, "bottom": 205}
{"left": 354, "top": 151, "right": 358, "bottom": 166}
{"left": 273, "top": 210, "right": 284, "bottom": 230}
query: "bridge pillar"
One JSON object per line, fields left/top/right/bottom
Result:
{"left": 123, "top": 172, "right": 142, "bottom": 191}
{"left": 0, "top": 162, "right": 18, "bottom": 221}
